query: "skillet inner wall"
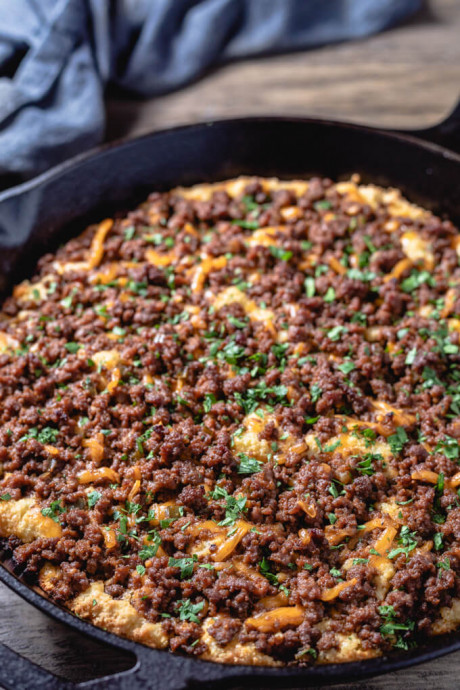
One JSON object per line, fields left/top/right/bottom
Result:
{"left": 0, "top": 118, "right": 459, "bottom": 298}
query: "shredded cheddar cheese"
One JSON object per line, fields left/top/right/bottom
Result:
{"left": 1, "top": 175, "right": 458, "bottom": 668}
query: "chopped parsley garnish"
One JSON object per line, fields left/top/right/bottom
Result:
{"left": 210, "top": 486, "right": 247, "bottom": 527}
{"left": 95, "top": 304, "right": 108, "bottom": 318}
{"left": 388, "top": 427, "right": 408, "bottom": 455}
{"left": 351, "top": 311, "right": 367, "bottom": 325}
{"left": 87, "top": 491, "right": 102, "bottom": 508}
{"left": 396, "top": 498, "right": 414, "bottom": 506}
{"left": 65, "top": 342, "right": 82, "bottom": 354}
{"left": 435, "top": 472, "right": 445, "bottom": 495}
{"left": 241, "top": 195, "right": 259, "bottom": 212}
{"left": 232, "top": 219, "right": 259, "bottom": 230}
{"left": 338, "top": 360, "right": 355, "bottom": 375}
{"left": 379, "top": 605, "right": 415, "bottom": 648}
{"left": 203, "top": 393, "right": 216, "bottom": 413}
{"left": 315, "top": 438, "right": 341, "bottom": 454}
{"left": 259, "top": 557, "right": 279, "bottom": 586}
{"left": 234, "top": 382, "right": 289, "bottom": 415}
{"left": 310, "top": 383, "right": 322, "bottom": 404}
{"left": 363, "top": 235, "right": 377, "bottom": 253}
{"left": 405, "top": 348, "right": 417, "bottom": 365}
{"left": 217, "top": 339, "right": 246, "bottom": 365}
{"left": 314, "top": 199, "right": 332, "bottom": 211}
{"left": 400, "top": 269, "right": 435, "bottom": 293}
{"left": 168, "top": 555, "right": 197, "bottom": 579}
{"left": 20, "top": 426, "right": 59, "bottom": 444}
{"left": 433, "top": 532, "right": 444, "bottom": 551}
{"left": 146, "top": 231, "right": 171, "bottom": 246}
{"left": 435, "top": 436, "right": 459, "bottom": 460}
{"left": 437, "top": 557, "right": 451, "bottom": 571}
{"left": 139, "top": 533, "right": 161, "bottom": 560}
{"left": 269, "top": 246, "right": 293, "bottom": 262}
{"left": 60, "top": 289, "right": 77, "bottom": 308}
{"left": 124, "top": 226, "right": 136, "bottom": 240}
{"left": 228, "top": 315, "right": 248, "bottom": 329}
{"left": 328, "top": 479, "right": 345, "bottom": 498}
{"left": 387, "top": 525, "right": 418, "bottom": 560}
{"left": 304, "top": 276, "right": 316, "bottom": 297}
{"left": 431, "top": 323, "right": 459, "bottom": 356}
{"left": 421, "top": 366, "right": 443, "bottom": 389}
{"left": 0, "top": 493, "right": 12, "bottom": 501}
{"left": 113, "top": 510, "right": 137, "bottom": 543}
{"left": 346, "top": 268, "right": 376, "bottom": 282}
{"left": 127, "top": 280, "right": 148, "bottom": 296}
{"left": 176, "top": 599, "right": 204, "bottom": 623}
{"left": 271, "top": 342, "right": 289, "bottom": 365}
{"left": 41, "top": 500, "right": 66, "bottom": 522}
{"left": 136, "top": 428, "right": 152, "bottom": 454}
{"left": 237, "top": 453, "right": 263, "bottom": 475}
{"left": 355, "top": 453, "right": 382, "bottom": 476}
{"left": 296, "top": 647, "right": 317, "bottom": 659}
{"left": 378, "top": 604, "right": 396, "bottom": 618}
{"left": 126, "top": 501, "right": 142, "bottom": 516}
{"left": 327, "top": 325, "right": 347, "bottom": 342}
{"left": 324, "top": 287, "right": 336, "bottom": 303}
{"left": 232, "top": 277, "right": 252, "bottom": 291}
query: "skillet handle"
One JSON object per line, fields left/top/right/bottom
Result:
{"left": 0, "top": 640, "right": 264, "bottom": 690}
{"left": 0, "top": 641, "right": 184, "bottom": 690}
{"left": 404, "top": 98, "right": 460, "bottom": 154}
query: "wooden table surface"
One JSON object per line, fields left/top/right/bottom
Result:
{"left": 1, "top": 0, "right": 460, "bottom": 687}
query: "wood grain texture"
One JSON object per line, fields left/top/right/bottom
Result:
{"left": 1, "top": 0, "right": 460, "bottom": 687}
{"left": 0, "top": 583, "right": 134, "bottom": 684}
{"left": 105, "top": 0, "right": 460, "bottom": 142}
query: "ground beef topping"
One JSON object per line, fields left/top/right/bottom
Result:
{"left": 0, "top": 176, "right": 459, "bottom": 666}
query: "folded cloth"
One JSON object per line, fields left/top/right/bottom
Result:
{"left": 0, "top": 0, "right": 421, "bottom": 186}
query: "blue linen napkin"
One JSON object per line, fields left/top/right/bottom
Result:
{"left": 0, "top": 0, "right": 421, "bottom": 185}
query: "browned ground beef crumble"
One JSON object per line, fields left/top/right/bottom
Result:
{"left": 0, "top": 176, "right": 459, "bottom": 665}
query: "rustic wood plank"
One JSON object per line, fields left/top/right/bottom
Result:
{"left": 0, "top": 583, "right": 134, "bottom": 684}
{"left": 2, "top": 0, "right": 460, "bottom": 686}
{"left": 105, "top": 0, "right": 460, "bottom": 141}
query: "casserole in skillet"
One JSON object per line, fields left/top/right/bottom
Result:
{"left": 0, "top": 174, "right": 459, "bottom": 668}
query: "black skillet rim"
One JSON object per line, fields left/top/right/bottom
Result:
{"left": 0, "top": 113, "right": 460, "bottom": 205}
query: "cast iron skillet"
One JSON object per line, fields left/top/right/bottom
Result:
{"left": 0, "top": 103, "right": 460, "bottom": 690}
